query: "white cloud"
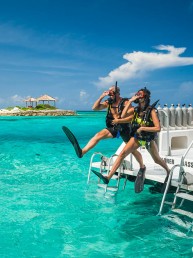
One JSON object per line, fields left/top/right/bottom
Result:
{"left": 96, "top": 45, "right": 193, "bottom": 88}
{"left": 11, "top": 94, "right": 24, "bottom": 103}
{"left": 177, "top": 81, "right": 193, "bottom": 99}
{"left": 0, "top": 94, "right": 25, "bottom": 108}
{"left": 0, "top": 94, "right": 66, "bottom": 108}
{"left": 79, "top": 90, "right": 89, "bottom": 104}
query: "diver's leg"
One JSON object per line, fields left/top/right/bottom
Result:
{"left": 82, "top": 128, "right": 113, "bottom": 156}
{"left": 132, "top": 150, "right": 145, "bottom": 168}
{"left": 148, "top": 141, "right": 171, "bottom": 193}
{"left": 106, "top": 137, "right": 139, "bottom": 180}
{"left": 148, "top": 141, "right": 170, "bottom": 175}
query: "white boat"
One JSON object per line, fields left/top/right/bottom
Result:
{"left": 88, "top": 104, "right": 193, "bottom": 233}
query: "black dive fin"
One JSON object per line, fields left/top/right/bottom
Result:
{"left": 91, "top": 170, "right": 109, "bottom": 184}
{"left": 62, "top": 126, "right": 82, "bottom": 158}
{"left": 134, "top": 167, "right": 146, "bottom": 193}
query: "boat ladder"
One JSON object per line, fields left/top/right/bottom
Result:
{"left": 158, "top": 140, "right": 193, "bottom": 233}
{"left": 87, "top": 152, "right": 132, "bottom": 193}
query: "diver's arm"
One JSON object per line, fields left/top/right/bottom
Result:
{"left": 137, "top": 109, "right": 161, "bottom": 134}
{"left": 92, "top": 91, "right": 109, "bottom": 110}
{"left": 112, "top": 108, "right": 134, "bottom": 124}
{"left": 112, "top": 115, "right": 133, "bottom": 124}
{"left": 121, "top": 95, "right": 139, "bottom": 118}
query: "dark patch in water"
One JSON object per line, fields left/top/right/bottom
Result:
{"left": 0, "top": 119, "right": 18, "bottom": 122}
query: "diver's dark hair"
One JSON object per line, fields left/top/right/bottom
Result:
{"left": 139, "top": 87, "right": 151, "bottom": 108}
{"left": 138, "top": 87, "right": 151, "bottom": 98}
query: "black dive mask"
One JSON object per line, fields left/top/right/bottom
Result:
{"left": 134, "top": 90, "right": 145, "bottom": 103}
{"left": 134, "top": 98, "right": 139, "bottom": 104}
{"left": 107, "top": 97, "right": 115, "bottom": 104}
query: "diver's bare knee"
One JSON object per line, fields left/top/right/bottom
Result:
{"left": 119, "top": 150, "right": 128, "bottom": 159}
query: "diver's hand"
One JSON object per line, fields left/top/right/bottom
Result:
{"left": 100, "top": 90, "right": 109, "bottom": 99}
{"left": 112, "top": 118, "right": 119, "bottom": 125}
{"left": 136, "top": 127, "right": 142, "bottom": 136}
{"left": 130, "top": 95, "right": 140, "bottom": 102}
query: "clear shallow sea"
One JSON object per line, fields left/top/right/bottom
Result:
{"left": 0, "top": 111, "right": 192, "bottom": 258}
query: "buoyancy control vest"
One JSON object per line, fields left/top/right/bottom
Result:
{"left": 131, "top": 100, "right": 159, "bottom": 141}
{"left": 106, "top": 98, "right": 129, "bottom": 128}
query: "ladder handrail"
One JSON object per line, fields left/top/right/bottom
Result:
{"left": 181, "top": 139, "right": 193, "bottom": 160}
{"left": 87, "top": 152, "right": 103, "bottom": 184}
{"left": 88, "top": 152, "right": 128, "bottom": 192}
{"left": 107, "top": 154, "right": 118, "bottom": 175}
{"left": 158, "top": 164, "right": 181, "bottom": 215}
{"left": 158, "top": 139, "right": 193, "bottom": 215}
{"left": 178, "top": 139, "right": 193, "bottom": 182}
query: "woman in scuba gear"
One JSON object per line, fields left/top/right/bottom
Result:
{"left": 92, "top": 88, "right": 170, "bottom": 193}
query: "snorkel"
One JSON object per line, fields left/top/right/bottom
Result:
{"left": 114, "top": 81, "right": 118, "bottom": 103}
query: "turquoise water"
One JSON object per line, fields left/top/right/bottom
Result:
{"left": 0, "top": 111, "right": 192, "bottom": 258}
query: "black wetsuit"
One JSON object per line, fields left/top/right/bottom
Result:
{"left": 105, "top": 98, "right": 131, "bottom": 142}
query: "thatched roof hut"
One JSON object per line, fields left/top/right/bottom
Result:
{"left": 37, "top": 95, "right": 56, "bottom": 106}
{"left": 24, "top": 97, "right": 38, "bottom": 107}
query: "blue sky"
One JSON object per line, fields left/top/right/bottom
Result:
{"left": 0, "top": 0, "right": 193, "bottom": 110}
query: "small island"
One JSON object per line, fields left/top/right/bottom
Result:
{"left": 0, "top": 94, "right": 76, "bottom": 116}
{"left": 0, "top": 105, "right": 76, "bottom": 117}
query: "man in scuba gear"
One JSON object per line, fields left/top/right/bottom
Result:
{"left": 62, "top": 84, "right": 144, "bottom": 170}
{"left": 92, "top": 87, "right": 170, "bottom": 193}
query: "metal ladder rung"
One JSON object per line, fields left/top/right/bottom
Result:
{"left": 158, "top": 140, "right": 193, "bottom": 220}
{"left": 176, "top": 192, "right": 193, "bottom": 202}
{"left": 97, "top": 184, "right": 118, "bottom": 192}
{"left": 172, "top": 208, "right": 193, "bottom": 219}
{"left": 96, "top": 173, "right": 119, "bottom": 180}
{"left": 111, "top": 174, "right": 119, "bottom": 180}
{"left": 164, "top": 201, "right": 174, "bottom": 205}
{"left": 162, "top": 214, "right": 193, "bottom": 231}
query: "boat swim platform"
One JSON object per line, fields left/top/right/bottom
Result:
{"left": 89, "top": 148, "right": 193, "bottom": 192}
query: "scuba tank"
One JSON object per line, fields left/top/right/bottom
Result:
{"left": 169, "top": 104, "right": 176, "bottom": 128}
{"left": 182, "top": 104, "right": 187, "bottom": 128}
{"left": 157, "top": 104, "right": 164, "bottom": 128}
{"left": 175, "top": 104, "right": 182, "bottom": 129}
{"left": 163, "top": 104, "right": 169, "bottom": 128}
{"left": 187, "top": 104, "right": 193, "bottom": 128}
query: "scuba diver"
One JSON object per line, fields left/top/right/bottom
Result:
{"left": 62, "top": 83, "right": 144, "bottom": 171}
{"left": 92, "top": 87, "right": 170, "bottom": 193}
